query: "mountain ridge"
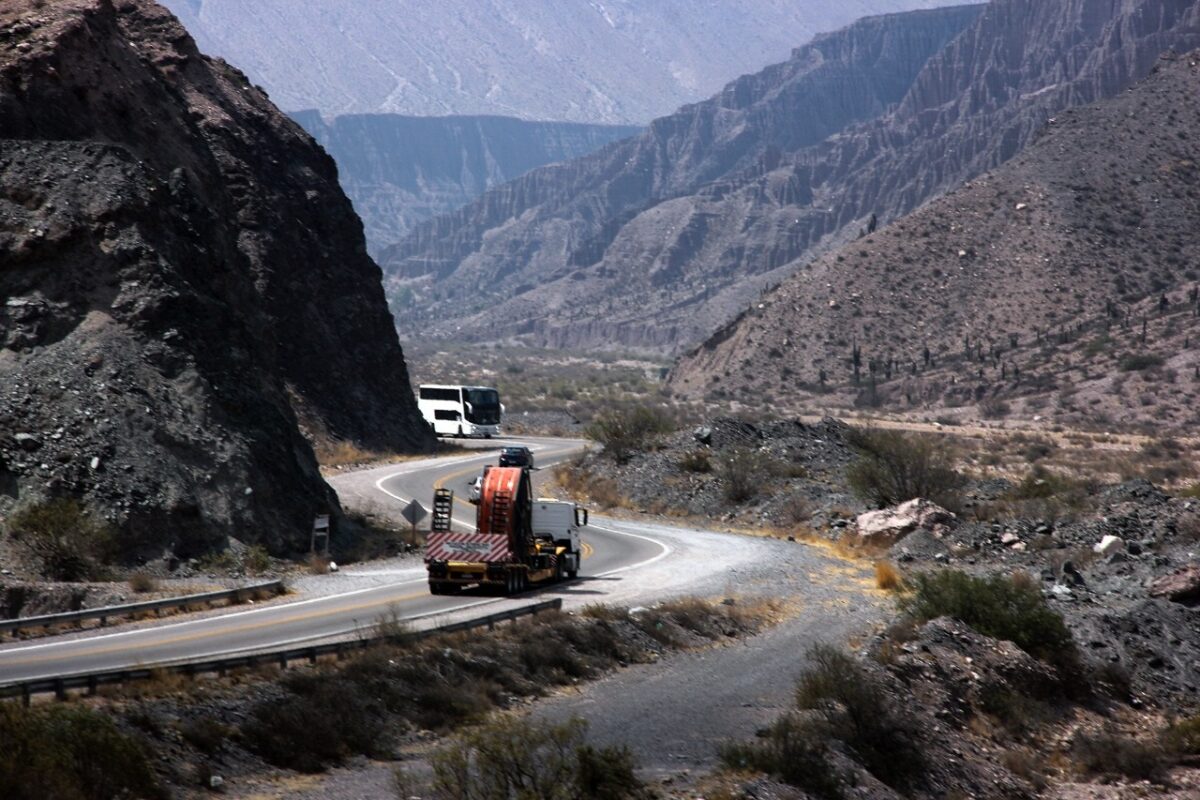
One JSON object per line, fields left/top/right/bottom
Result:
{"left": 160, "top": 0, "right": 970, "bottom": 125}
{"left": 381, "top": 0, "right": 1200, "bottom": 355}
{"left": 291, "top": 111, "right": 639, "bottom": 255}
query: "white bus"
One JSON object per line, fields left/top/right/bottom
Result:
{"left": 417, "top": 384, "right": 502, "bottom": 438}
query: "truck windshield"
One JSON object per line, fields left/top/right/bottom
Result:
{"left": 464, "top": 388, "right": 501, "bottom": 424}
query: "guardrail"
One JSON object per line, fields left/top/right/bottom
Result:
{"left": 1, "top": 597, "right": 562, "bottom": 705}
{"left": 0, "top": 580, "right": 286, "bottom": 637}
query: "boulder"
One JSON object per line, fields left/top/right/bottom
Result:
{"left": 1093, "top": 535, "right": 1124, "bottom": 556}
{"left": 856, "top": 498, "right": 956, "bottom": 547}
{"left": 1148, "top": 563, "right": 1200, "bottom": 603}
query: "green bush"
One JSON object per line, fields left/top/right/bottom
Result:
{"left": 716, "top": 447, "right": 772, "bottom": 503}
{"left": 243, "top": 674, "right": 391, "bottom": 772}
{"left": 7, "top": 498, "right": 116, "bottom": 580}
{"left": 0, "top": 703, "right": 163, "bottom": 800}
{"left": 720, "top": 714, "right": 845, "bottom": 799}
{"left": 845, "top": 428, "right": 965, "bottom": 510}
{"left": 1164, "top": 714, "right": 1200, "bottom": 756}
{"left": 584, "top": 406, "right": 674, "bottom": 463}
{"left": 430, "top": 716, "right": 646, "bottom": 800}
{"left": 721, "top": 644, "right": 921, "bottom": 797}
{"left": 794, "top": 645, "right": 924, "bottom": 789}
{"left": 900, "top": 571, "right": 1079, "bottom": 677}
{"left": 1072, "top": 729, "right": 1170, "bottom": 782}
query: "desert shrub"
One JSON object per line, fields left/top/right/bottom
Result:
{"left": 244, "top": 545, "right": 271, "bottom": 574}
{"left": 1119, "top": 353, "right": 1165, "bottom": 371}
{"left": 1164, "top": 714, "right": 1200, "bottom": 756}
{"left": 243, "top": 674, "right": 391, "bottom": 771}
{"left": 0, "top": 703, "right": 163, "bottom": 800}
{"left": 716, "top": 447, "right": 773, "bottom": 503}
{"left": 900, "top": 571, "right": 1079, "bottom": 677}
{"left": 725, "top": 644, "right": 921, "bottom": 796}
{"left": 7, "top": 498, "right": 116, "bottom": 580}
{"left": 128, "top": 571, "right": 158, "bottom": 594}
{"left": 1008, "top": 462, "right": 1084, "bottom": 501}
{"left": 430, "top": 716, "right": 646, "bottom": 800}
{"left": 720, "top": 714, "right": 846, "bottom": 799}
{"left": 179, "top": 716, "right": 233, "bottom": 756}
{"left": 792, "top": 645, "right": 923, "bottom": 789}
{"left": 584, "top": 406, "right": 674, "bottom": 463}
{"left": 979, "top": 397, "right": 1011, "bottom": 418}
{"left": 676, "top": 449, "right": 712, "bottom": 473}
{"left": 1072, "top": 728, "right": 1170, "bottom": 782}
{"left": 845, "top": 428, "right": 965, "bottom": 510}
{"left": 978, "top": 685, "right": 1055, "bottom": 735}
{"left": 780, "top": 492, "right": 813, "bottom": 524}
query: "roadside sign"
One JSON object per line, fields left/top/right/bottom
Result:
{"left": 400, "top": 501, "right": 428, "bottom": 527}
{"left": 311, "top": 514, "right": 331, "bottom": 555}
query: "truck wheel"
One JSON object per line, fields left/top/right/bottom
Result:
{"left": 567, "top": 555, "right": 579, "bottom": 579}
{"left": 429, "top": 582, "right": 444, "bottom": 595}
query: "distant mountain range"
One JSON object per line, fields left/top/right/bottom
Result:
{"left": 291, "top": 112, "right": 639, "bottom": 255}
{"left": 160, "top": 0, "right": 969, "bottom": 124}
{"left": 381, "top": 0, "right": 1200, "bottom": 354}
{"left": 671, "top": 49, "right": 1200, "bottom": 430}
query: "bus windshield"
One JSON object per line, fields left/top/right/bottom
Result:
{"left": 463, "top": 388, "right": 500, "bottom": 424}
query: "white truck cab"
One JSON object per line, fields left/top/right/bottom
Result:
{"left": 532, "top": 499, "right": 588, "bottom": 576}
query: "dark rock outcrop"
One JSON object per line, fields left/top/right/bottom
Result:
{"left": 291, "top": 111, "right": 639, "bottom": 254}
{"left": 0, "top": 0, "right": 432, "bottom": 557}
{"left": 384, "top": 0, "right": 1200, "bottom": 354}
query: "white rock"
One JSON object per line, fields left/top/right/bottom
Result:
{"left": 1093, "top": 535, "right": 1124, "bottom": 556}
{"left": 328, "top": 561, "right": 339, "bottom": 572}
{"left": 1000, "top": 532, "right": 1020, "bottom": 545}
{"left": 855, "top": 498, "right": 957, "bottom": 547}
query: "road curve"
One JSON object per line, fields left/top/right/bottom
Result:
{"left": 0, "top": 437, "right": 691, "bottom": 684}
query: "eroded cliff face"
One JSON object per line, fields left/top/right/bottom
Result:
{"left": 292, "top": 112, "right": 640, "bottom": 254}
{"left": 0, "top": 0, "right": 433, "bottom": 556}
{"left": 670, "top": 51, "right": 1200, "bottom": 416}
{"left": 381, "top": 5, "right": 985, "bottom": 351}
{"left": 383, "top": 0, "right": 1200, "bottom": 355}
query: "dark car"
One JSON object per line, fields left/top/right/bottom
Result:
{"left": 498, "top": 446, "right": 535, "bottom": 469}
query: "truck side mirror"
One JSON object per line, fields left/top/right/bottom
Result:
{"left": 574, "top": 507, "right": 589, "bottom": 527}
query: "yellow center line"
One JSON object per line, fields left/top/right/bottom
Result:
{"left": 1, "top": 591, "right": 429, "bottom": 667}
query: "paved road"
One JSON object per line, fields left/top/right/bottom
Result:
{"left": 0, "top": 437, "right": 700, "bottom": 684}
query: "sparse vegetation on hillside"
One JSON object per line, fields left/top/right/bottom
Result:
{"left": 845, "top": 427, "right": 965, "bottom": 510}
{"left": 428, "top": 716, "right": 648, "bottom": 800}
{"left": 721, "top": 643, "right": 923, "bottom": 798}
{"left": 585, "top": 405, "right": 676, "bottom": 463}
{"left": 6, "top": 498, "right": 116, "bottom": 581}
{"left": 899, "top": 570, "right": 1079, "bottom": 677}
{"left": 0, "top": 703, "right": 163, "bottom": 800}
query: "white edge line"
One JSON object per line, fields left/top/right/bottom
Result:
{"left": 588, "top": 522, "right": 672, "bottom": 577}
{"left": 0, "top": 578, "right": 429, "bottom": 656}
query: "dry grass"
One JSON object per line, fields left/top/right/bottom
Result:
{"left": 874, "top": 561, "right": 904, "bottom": 592}
{"left": 127, "top": 571, "right": 158, "bottom": 594}
{"left": 314, "top": 439, "right": 382, "bottom": 467}
{"left": 306, "top": 554, "right": 331, "bottom": 574}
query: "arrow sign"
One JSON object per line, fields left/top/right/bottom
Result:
{"left": 400, "top": 500, "right": 428, "bottom": 527}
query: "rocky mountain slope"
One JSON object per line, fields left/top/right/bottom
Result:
{"left": 0, "top": 0, "right": 432, "bottom": 558}
{"left": 384, "top": 0, "right": 1200, "bottom": 354}
{"left": 670, "top": 51, "right": 1200, "bottom": 426}
{"left": 383, "top": 4, "right": 985, "bottom": 350}
{"left": 292, "top": 111, "right": 639, "bottom": 255}
{"left": 160, "top": 0, "right": 967, "bottom": 125}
